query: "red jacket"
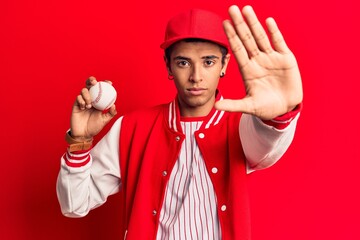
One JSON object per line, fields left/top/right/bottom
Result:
{"left": 119, "top": 99, "right": 251, "bottom": 239}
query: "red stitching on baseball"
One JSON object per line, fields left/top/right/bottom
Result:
{"left": 92, "top": 82, "right": 102, "bottom": 104}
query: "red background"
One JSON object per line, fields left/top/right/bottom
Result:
{"left": 1, "top": 0, "right": 359, "bottom": 239}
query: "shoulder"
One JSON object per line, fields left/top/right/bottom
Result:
{"left": 119, "top": 103, "right": 170, "bottom": 141}
{"left": 122, "top": 103, "right": 168, "bottom": 124}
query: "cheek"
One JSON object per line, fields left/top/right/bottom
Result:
{"left": 172, "top": 69, "right": 190, "bottom": 84}
{"left": 210, "top": 78, "right": 220, "bottom": 90}
{"left": 207, "top": 64, "right": 222, "bottom": 75}
{"left": 172, "top": 75, "right": 188, "bottom": 91}
{"left": 208, "top": 75, "right": 221, "bottom": 91}
{"left": 206, "top": 69, "right": 221, "bottom": 84}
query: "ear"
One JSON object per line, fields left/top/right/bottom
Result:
{"left": 221, "top": 54, "right": 231, "bottom": 75}
{"left": 164, "top": 55, "right": 172, "bottom": 74}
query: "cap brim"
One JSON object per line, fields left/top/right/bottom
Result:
{"left": 160, "top": 36, "right": 229, "bottom": 50}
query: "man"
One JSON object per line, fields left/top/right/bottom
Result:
{"left": 57, "top": 5, "right": 303, "bottom": 239}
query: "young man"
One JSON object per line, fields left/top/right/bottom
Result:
{"left": 57, "top": 5, "right": 303, "bottom": 239}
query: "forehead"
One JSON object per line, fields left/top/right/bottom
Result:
{"left": 170, "top": 40, "right": 222, "bottom": 57}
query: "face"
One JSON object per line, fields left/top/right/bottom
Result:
{"left": 168, "top": 41, "right": 230, "bottom": 117}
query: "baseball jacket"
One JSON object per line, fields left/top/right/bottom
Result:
{"left": 57, "top": 94, "right": 301, "bottom": 240}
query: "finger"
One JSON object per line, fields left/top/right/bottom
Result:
{"left": 107, "top": 104, "right": 117, "bottom": 118}
{"left": 228, "top": 5, "right": 259, "bottom": 57}
{"left": 75, "top": 94, "right": 86, "bottom": 110}
{"left": 214, "top": 98, "right": 255, "bottom": 115}
{"left": 266, "top": 17, "right": 290, "bottom": 54}
{"left": 86, "top": 76, "right": 97, "bottom": 89}
{"left": 81, "top": 87, "right": 92, "bottom": 109}
{"left": 104, "top": 80, "right": 113, "bottom": 85}
{"left": 102, "top": 105, "right": 117, "bottom": 123}
{"left": 242, "top": 6, "right": 273, "bottom": 53}
{"left": 223, "top": 20, "right": 250, "bottom": 68}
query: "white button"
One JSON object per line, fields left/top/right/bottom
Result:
{"left": 162, "top": 171, "right": 167, "bottom": 176}
{"left": 199, "top": 133, "right": 205, "bottom": 139}
{"left": 211, "top": 167, "right": 218, "bottom": 174}
{"left": 175, "top": 136, "right": 180, "bottom": 141}
{"left": 152, "top": 210, "right": 157, "bottom": 215}
{"left": 221, "top": 205, "right": 227, "bottom": 211}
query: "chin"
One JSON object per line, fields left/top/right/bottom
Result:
{"left": 185, "top": 97, "right": 208, "bottom": 108}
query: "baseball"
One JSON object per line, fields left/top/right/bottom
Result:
{"left": 89, "top": 81, "right": 117, "bottom": 111}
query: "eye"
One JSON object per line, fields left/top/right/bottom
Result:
{"left": 176, "top": 60, "right": 190, "bottom": 68}
{"left": 204, "top": 60, "right": 215, "bottom": 67}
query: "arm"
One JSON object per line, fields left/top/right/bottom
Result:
{"left": 214, "top": 5, "right": 303, "bottom": 170}
{"left": 56, "top": 76, "right": 120, "bottom": 217}
{"left": 240, "top": 106, "right": 301, "bottom": 173}
{"left": 56, "top": 117, "right": 122, "bottom": 217}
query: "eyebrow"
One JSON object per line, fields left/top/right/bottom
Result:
{"left": 173, "top": 55, "right": 220, "bottom": 61}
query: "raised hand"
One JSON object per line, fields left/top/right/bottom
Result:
{"left": 70, "top": 76, "right": 117, "bottom": 140}
{"left": 215, "top": 5, "right": 303, "bottom": 120}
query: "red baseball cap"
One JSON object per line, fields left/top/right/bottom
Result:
{"left": 160, "top": 9, "right": 229, "bottom": 50}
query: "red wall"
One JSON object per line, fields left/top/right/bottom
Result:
{"left": 1, "top": 0, "right": 359, "bottom": 239}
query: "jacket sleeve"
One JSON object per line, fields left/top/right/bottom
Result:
{"left": 240, "top": 106, "right": 301, "bottom": 173}
{"left": 56, "top": 117, "right": 123, "bottom": 217}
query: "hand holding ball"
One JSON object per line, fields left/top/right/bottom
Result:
{"left": 89, "top": 81, "right": 117, "bottom": 111}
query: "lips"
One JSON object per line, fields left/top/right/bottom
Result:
{"left": 187, "top": 87, "right": 206, "bottom": 96}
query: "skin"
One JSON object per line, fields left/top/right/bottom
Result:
{"left": 70, "top": 5, "right": 303, "bottom": 140}
{"left": 167, "top": 41, "right": 230, "bottom": 117}
{"left": 70, "top": 76, "right": 117, "bottom": 141}
{"left": 215, "top": 5, "right": 303, "bottom": 119}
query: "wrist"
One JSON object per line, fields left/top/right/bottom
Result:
{"left": 65, "top": 131, "right": 93, "bottom": 152}
{"left": 261, "top": 103, "right": 302, "bottom": 129}
{"left": 70, "top": 135, "right": 93, "bottom": 142}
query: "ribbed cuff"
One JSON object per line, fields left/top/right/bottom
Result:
{"left": 63, "top": 148, "right": 91, "bottom": 167}
{"left": 261, "top": 103, "right": 303, "bottom": 129}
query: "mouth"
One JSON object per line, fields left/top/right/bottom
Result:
{"left": 186, "top": 87, "right": 207, "bottom": 96}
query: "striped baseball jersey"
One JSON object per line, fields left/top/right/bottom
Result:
{"left": 57, "top": 96, "right": 301, "bottom": 239}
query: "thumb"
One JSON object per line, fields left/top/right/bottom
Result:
{"left": 214, "top": 98, "right": 255, "bottom": 114}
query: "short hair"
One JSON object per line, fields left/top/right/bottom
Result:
{"left": 164, "top": 38, "right": 228, "bottom": 67}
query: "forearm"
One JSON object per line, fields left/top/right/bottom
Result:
{"left": 56, "top": 153, "right": 95, "bottom": 218}
{"left": 56, "top": 117, "right": 123, "bottom": 217}
{"left": 240, "top": 107, "right": 301, "bottom": 172}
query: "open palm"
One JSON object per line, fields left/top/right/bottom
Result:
{"left": 215, "top": 5, "right": 303, "bottom": 120}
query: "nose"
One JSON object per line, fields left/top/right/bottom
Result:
{"left": 189, "top": 65, "right": 202, "bottom": 83}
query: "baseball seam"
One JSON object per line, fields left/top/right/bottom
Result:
{"left": 92, "top": 82, "right": 102, "bottom": 104}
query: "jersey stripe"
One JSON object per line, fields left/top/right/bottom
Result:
{"left": 156, "top": 121, "right": 220, "bottom": 239}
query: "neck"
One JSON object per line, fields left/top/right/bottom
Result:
{"left": 177, "top": 97, "right": 215, "bottom": 118}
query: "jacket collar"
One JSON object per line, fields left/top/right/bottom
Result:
{"left": 166, "top": 90, "right": 226, "bottom": 133}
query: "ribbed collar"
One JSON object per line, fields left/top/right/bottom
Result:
{"left": 166, "top": 90, "right": 226, "bottom": 133}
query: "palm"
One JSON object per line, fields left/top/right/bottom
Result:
{"left": 71, "top": 106, "right": 108, "bottom": 138}
{"left": 70, "top": 78, "right": 117, "bottom": 140}
{"left": 215, "top": 5, "right": 303, "bottom": 120}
